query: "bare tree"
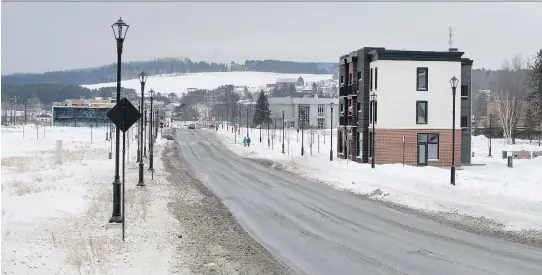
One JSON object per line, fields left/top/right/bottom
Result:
{"left": 308, "top": 128, "right": 315, "bottom": 156}
{"left": 321, "top": 129, "right": 328, "bottom": 145}
{"left": 491, "top": 53, "right": 531, "bottom": 144}
{"left": 286, "top": 128, "right": 292, "bottom": 155}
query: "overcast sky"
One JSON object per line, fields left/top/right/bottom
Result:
{"left": 2, "top": 1, "right": 541, "bottom": 74}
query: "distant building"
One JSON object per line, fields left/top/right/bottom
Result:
{"left": 52, "top": 97, "right": 115, "bottom": 127}
{"left": 268, "top": 97, "right": 339, "bottom": 129}
{"left": 37, "top": 113, "right": 52, "bottom": 124}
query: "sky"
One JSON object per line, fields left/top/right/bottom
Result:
{"left": 2, "top": 1, "right": 542, "bottom": 74}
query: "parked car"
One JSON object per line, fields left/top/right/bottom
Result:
{"left": 189, "top": 124, "right": 196, "bottom": 129}
{"left": 162, "top": 128, "right": 174, "bottom": 140}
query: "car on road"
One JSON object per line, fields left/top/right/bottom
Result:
{"left": 188, "top": 124, "right": 196, "bottom": 129}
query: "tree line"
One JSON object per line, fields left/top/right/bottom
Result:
{"left": 2, "top": 58, "right": 336, "bottom": 86}
{"left": 471, "top": 50, "right": 542, "bottom": 143}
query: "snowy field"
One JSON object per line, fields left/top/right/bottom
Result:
{"left": 1, "top": 125, "right": 186, "bottom": 274}
{"left": 82, "top": 71, "right": 333, "bottom": 96}
{"left": 213, "top": 126, "right": 542, "bottom": 232}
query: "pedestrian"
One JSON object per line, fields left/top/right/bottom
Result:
{"left": 243, "top": 136, "right": 248, "bottom": 147}
{"left": 247, "top": 136, "right": 251, "bottom": 147}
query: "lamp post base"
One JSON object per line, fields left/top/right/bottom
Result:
{"left": 301, "top": 147, "right": 304, "bottom": 156}
{"left": 330, "top": 150, "right": 333, "bottom": 161}
{"left": 108, "top": 215, "right": 123, "bottom": 223}
{"left": 282, "top": 144, "right": 285, "bottom": 154}
{"left": 371, "top": 158, "right": 375, "bottom": 169}
{"left": 109, "top": 177, "right": 123, "bottom": 223}
{"left": 137, "top": 162, "right": 145, "bottom": 187}
{"left": 450, "top": 165, "right": 456, "bottom": 185}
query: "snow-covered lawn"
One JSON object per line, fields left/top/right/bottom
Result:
{"left": 214, "top": 127, "right": 542, "bottom": 232}
{"left": 83, "top": 71, "right": 333, "bottom": 96}
{"left": 1, "top": 125, "right": 185, "bottom": 275}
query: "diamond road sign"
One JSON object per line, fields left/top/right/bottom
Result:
{"left": 106, "top": 97, "right": 141, "bottom": 133}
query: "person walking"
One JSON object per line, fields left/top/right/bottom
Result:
{"left": 243, "top": 136, "right": 248, "bottom": 147}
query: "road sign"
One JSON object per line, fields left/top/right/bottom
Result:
{"left": 106, "top": 98, "right": 141, "bottom": 132}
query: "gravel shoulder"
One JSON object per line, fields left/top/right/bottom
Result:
{"left": 162, "top": 141, "right": 294, "bottom": 275}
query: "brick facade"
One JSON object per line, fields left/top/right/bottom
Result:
{"left": 370, "top": 129, "right": 462, "bottom": 167}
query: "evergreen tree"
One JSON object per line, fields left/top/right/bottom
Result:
{"left": 524, "top": 105, "right": 538, "bottom": 142}
{"left": 529, "top": 49, "right": 542, "bottom": 118}
{"left": 252, "top": 90, "right": 271, "bottom": 126}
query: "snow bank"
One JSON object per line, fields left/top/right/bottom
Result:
{"left": 1, "top": 125, "right": 185, "bottom": 274}
{"left": 214, "top": 128, "right": 542, "bottom": 231}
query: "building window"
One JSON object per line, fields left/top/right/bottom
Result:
{"left": 461, "top": 85, "right": 468, "bottom": 98}
{"left": 317, "top": 118, "right": 324, "bottom": 129}
{"left": 357, "top": 71, "right": 362, "bottom": 82}
{"left": 416, "top": 101, "right": 428, "bottom": 124}
{"left": 340, "top": 76, "right": 344, "bottom": 85}
{"left": 357, "top": 102, "right": 361, "bottom": 114}
{"left": 416, "top": 67, "right": 428, "bottom": 91}
{"left": 370, "top": 68, "right": 373, "bottom": 91}
{"left": 417, "top": 133, "right": 439, "bottom": 165}
{"left": 318, "top": 104, "right": 324, "bottom": 116}
{"left": 461, "top": 116, "right": 468, "bottom": 128}
{"left": 349, "top": 73, "right": 353, "bottom": 84}
{"left": 375, "top": 67, "right": 378, "bottom": 90}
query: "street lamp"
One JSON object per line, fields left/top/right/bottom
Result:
{"left": 109, "top": 17, "right": 129, "bottom": 224}
{"left": 370, "top": 92, "right": 377, "bottom": 169}
{"left": 137, "top": 71, "right": 147, "bottom": 187}
{"left": 282, "top": 110, "right": 285, "bottom": 154}
{"left": 301, "top": 109, "right": 305, "bottom": 156}
{"left": 148, "top": 89, "right": 155, "bottom": 172}
{"left": 488, "top": 114, "right": 493, "bottom": 157}
{"left": 450, "top": 75, "right": 459, "bottom": 186}
{"left": 330, "top": 102, "right": 335, "bottom": 161}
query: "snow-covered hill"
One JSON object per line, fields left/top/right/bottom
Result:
{"left": 82, "top": 72, "right": 333, "bottom": 95}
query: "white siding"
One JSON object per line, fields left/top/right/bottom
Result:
{"left": 371, "top": 60, "right": 462, "bottom": 129}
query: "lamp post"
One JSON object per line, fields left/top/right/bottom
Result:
{"left": 137, "top": 72, "right": 147, "bottom": 187}
{"left": 301, "top": 109, "right": 305, "bottom": 156}
{"left": 282, "top": 110, "right": 285, "bottom": 154}
{"left": 488, "top": 114, "right": 493, "bottom": 157}
{"left": 109, "top": 17, "right": 129, "bottom": 224}
{"left": 148, "top": 89, "right": 155, "bottom": 172}
{"left": 267, "top": 118, "right": 270, "bottom": 148}
{"left": 370, "top": 92, "right": 377, "bottom": 169}
{"left": 450, "top": 76, "right": 459, "bottom": 186}
{"left": 330, "top": 102, "right": 335, "bottom": 161}
{"left": 260, "top": 122, "right": 262, "bottom": 143}
{"left": 246, "top": 106, "right": 249, "bottom": 139}
{"left": 143, "top": 108, "right": 147, "bottom": 157}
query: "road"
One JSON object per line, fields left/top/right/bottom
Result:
{"left": 174, "top": 128, "right": 542, "bottom": 275}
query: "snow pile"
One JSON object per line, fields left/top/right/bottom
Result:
{"left": 1, "top": 125, "right": 185, "bottom": 274}
{"left": 214, "top": 127, "right": 542, "bottom": 231}
{"left": 82, "top": 71, "right": 332, "bottom": 96}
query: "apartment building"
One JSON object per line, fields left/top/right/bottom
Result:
{"left": 268, "top": 97, "right": 339, "bottom": 129}
{"left": 337, "top": 47, "right": 473, "bottom": 167}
